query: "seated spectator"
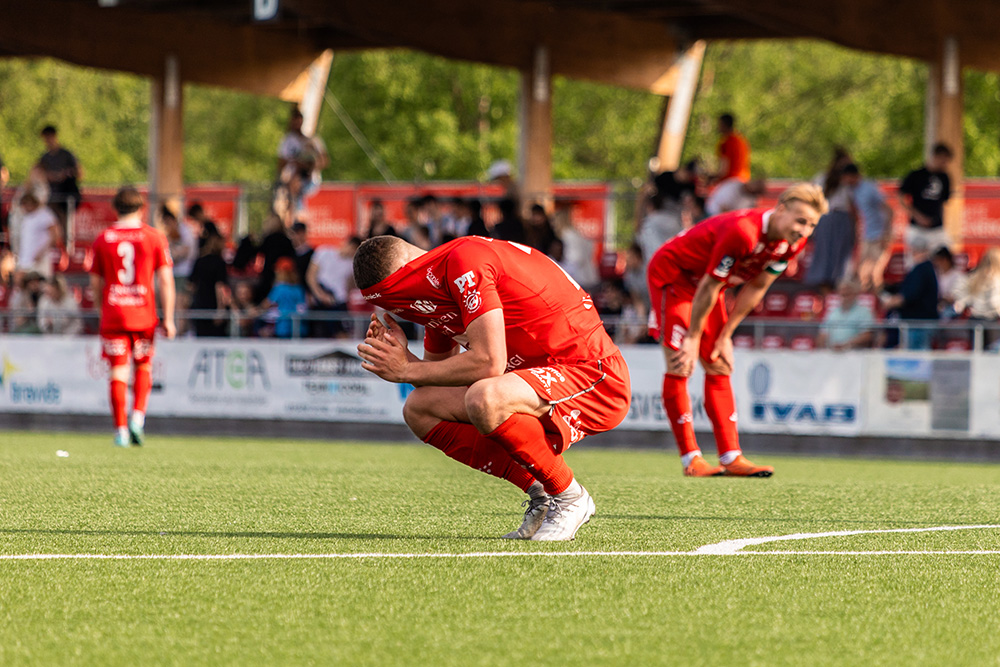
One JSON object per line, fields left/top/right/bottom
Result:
{"left": 306, "top": 236, "right": 361, "bottom": 338}
{"left": 704, "top": 178, "right": 766, "bottom": 217}
{"left": 842, "top": 163, "right": 893, "bottom": 291}
{"left": 816, "top": 279, "right": 875, "bottom": 351}
{"left": 365, "top": 199, "right": 398, "bottom": 239}
{"left": 14, "top": 192, "right": 60, "bottom": 279}
{"left": 524, "top": 204, "right": 556, "bottom": 255}
{"left": 882, "top": 236, "right": 939, "bottom": 349}
{"left": 597, "top": 279, "right": 645, "bottom": 344}
{"left": 188, "top": 225, "right": 231, "bottom": 338}
{"left": 228, "top": 281, "right": 257, "bottom": 338}
{"left": 37, "top": 275, "right": 82, "bottom": 335}
{"left": 256, "top": 257, "right": 307, "bottom": 339}
{"left": 10, "top": 271, "right": 44, "bottom": 333}
{"left": 953, "top": 247, "right": 1000, "bottom": 348}
{"left": 253, "top": 211, "right": 296, "bottom": 303}
{"left": 932, "top": 246, "right": 963, "bottom": 312}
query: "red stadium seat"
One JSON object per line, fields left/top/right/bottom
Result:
{"left": 791, "top": 292, "right": 822, "bottom": 320}
{"left": 762, "top": 292, "right": 789, "bottom": 317}
{"left": 790, "top": 335, "right": 816, "bottom": 351}
{"left": 761, "top": 334, "right": 785, "bottom": 349}
{"left": 884, "top": 252, "right": 907, "bottom": 284}
{"left": 733, "top": 334, "right": 755, "bottom": 349}
{"left": 944, "top": 338, "right": 971, "bottom": 351}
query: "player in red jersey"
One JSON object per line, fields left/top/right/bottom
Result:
{"left": 647, "top": 183, "right": 827, "bottom": 477}
{"left": 354, "top": 235, "right": 631, "bottom": 541}
{"left": 89, "top": 187, "right": 176, "bottom": 447}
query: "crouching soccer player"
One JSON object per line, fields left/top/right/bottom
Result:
{"left": 354, "top": 235, "right": 631, "bottom": 541}
{"left": 647, "top": 183, "right": 826, "bottom": 477}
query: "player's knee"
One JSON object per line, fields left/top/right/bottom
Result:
{"left": 402, "top": 388, "right": 437, "bottom": 434}
{"left": 702, "top": 360, "right": 732, "bottom": 376}
{"left": 464, "top": 378, "right": 502, "bottom": 424}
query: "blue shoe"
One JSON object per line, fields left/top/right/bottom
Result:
{"left": 128, "top": 418, "right": 145, "bottom": 447}
{"left": 113, "top": 432, "right": 130, "bottom": 448}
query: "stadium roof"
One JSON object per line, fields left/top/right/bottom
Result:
{"left": 2, "top": 0, "right": 998, "bottom": 95}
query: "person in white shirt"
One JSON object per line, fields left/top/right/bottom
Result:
{"left": 14, "top": 192, "right": 60, "bottom": 279}
{"left": 705, "top": 178, "right": 766, "bottom": 217}
{"left": 37, "top": 275, "right": 83, "bottom": 335}
{"left": 816, "top": 279, "right": 875, "bottom": 350}
{"left": 306, "top": 236, "right": 361, "bottom": 337}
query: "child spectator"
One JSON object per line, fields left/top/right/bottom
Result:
{"left": 257, "top": 257, "right": 306, "bottom": 338}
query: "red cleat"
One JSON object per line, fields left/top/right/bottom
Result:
{"left": 723, "top": 454, "right": 774, "bottom": 477}
{"left": 683, "top": 455, "right": 725, "bottom": 477}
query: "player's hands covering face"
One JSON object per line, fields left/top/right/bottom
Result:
{"left": 358, "top": 313, "right": 419, "bottom": 383}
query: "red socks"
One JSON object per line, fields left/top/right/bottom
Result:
{"left": 661, "top": 374, "right": 699, "bottom": 456}
{"left": 486, "top": 414, "right": 574, "bottom": 495}
{"left": 110, "top": 379, "right": 127, "bottom": 429}
{"left": 704, "top": 374, "right": 740, "bottom": 456}
{"left": 133, "top": 365, "right": 152, "bottom": 415}
{"left": 423, "top": 421, "right": 535, "bottom": 492}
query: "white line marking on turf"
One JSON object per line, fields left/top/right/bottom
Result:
{"left": 1, "top": 525, "right": 998, "bottom": 560}
{"left": 693, "top": 524, "right": 1000, "bottom": 555}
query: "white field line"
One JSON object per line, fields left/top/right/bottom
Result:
{"left": 1, "top": 525, "right": 998, "bottom": 561}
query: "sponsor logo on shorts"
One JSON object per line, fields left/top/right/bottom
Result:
{"left": 561, "top": 409, "right": 585, "bottom": 444}
{"left": 713, "top": 256, "right": 735, "bottom": 278}
{"left": 670, "top": 324, "right": 686, "bottom": 349}
{"left": 529, "top": 366, "right": 566, "bottom": 394}
{"left": 103, "top": 339, "right": 128, "bottom": 357}
{"left": 412, "top": 300, "right": 437, "bottom": 314}
{"left": 464, "top": 291, "right": 482, "bottom": 314}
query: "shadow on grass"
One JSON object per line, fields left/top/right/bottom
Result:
{"left": 0, "top": 528, "right": 457, "bottom": 541}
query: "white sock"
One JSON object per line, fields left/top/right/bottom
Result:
{"left": 681, "top": 450, "right": 703, "bottom": 467}
{"left": 557, "top": 477, "right": 582, "bottom": 498}
{"left": 131, "top": 411, "right": 145, "bottom": 428}
{"left": 117, "top": 426, "right": 129, "bottom": 440}
{"left": 719, "top": 450, "right": 742, "bottom": 466}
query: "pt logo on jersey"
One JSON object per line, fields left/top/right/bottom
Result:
{"left": 713, "top": 256, "right": 735, "bottom": 278}
{"left": 454, "top": 271, "right": 476, "bottom": 294}
{"left": 425, "top": 268, "right": 441, "bottom": 289}
{"left": 464, "top": 291, "right": 482, "bottom": 314}
{"left": 412, "top": 300, "right": 437, "bottom": 314}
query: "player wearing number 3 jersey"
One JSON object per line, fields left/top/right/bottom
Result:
{"left": 647, "top": 183, "right": 827, "bottom": 477}
{"left": 355, "top": 235, "right": 631, "bottom": 541}
{"left": 89, "top": 187, "right": 176, "bottom": 448}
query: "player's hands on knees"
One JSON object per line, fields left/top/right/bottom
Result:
{"left": 358, "top": 313, "right": 417, "bottom": 383}
{"left": 708, "top": 336, "right": 734, "bottom": 374}
{"left": 668, "top": 335, "right": 700, "bottom": 377}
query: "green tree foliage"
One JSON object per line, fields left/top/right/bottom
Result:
{"left": 2, "top": 41, "right": 999, "bottom": 190}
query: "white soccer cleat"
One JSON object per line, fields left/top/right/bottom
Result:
{"left": 502, "top": 494, "right": 551, "bottom": 539}
{"left": 530, "top": 481, "right": 595, "bottom": 542}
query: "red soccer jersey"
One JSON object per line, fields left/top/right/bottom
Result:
{"left": 360, "top": 237, "right": 619, "bottom": 367}
{"left": 648, "top": 208, "right": 805, "bottom": 295}
{"left": 89, "top": 220, "right": 172, "bottom": 333}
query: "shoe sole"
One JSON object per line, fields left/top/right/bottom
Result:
{"left": 684, "top": 470, "right": 726, "bottom": 477}
{"left": 725, "top": 470, "right": 774, "bottom": 477}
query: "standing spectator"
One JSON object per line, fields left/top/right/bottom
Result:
{"left": 421, "top": 194, "right": 448, "bottom": 246}
{"left": 552, "top": 210, "right": 598, "bottom": 290}
{"left": 487, "top": 159, "right": 520, "bottom": 212}
{"left": 290, "top": 221, "right": 314, "bottom": 286}
{"left": 257, "top": 257, "right": 307, "bottom": 339}
{"left": 712, "top": 113, "right": 750, "bottom": 185}
{"left": 89, "top": 186, "right": 175, "bottom": 447}
{"left": 445, "top": 197, "right": 470, "bottom": 240}
{"left": 899, "top": 143, "right": 954, "bottom": 264}
{"left": 365, "top": 199, "right": 397, "bottom": 239}
{"left": 13, "top": 192, "right": 60, "bottom": 279}
{"left": 805, "top": 149, "right": 857, "bottom": 294}
{"left": 253, "top": 211, "right": 296, "bottom": 303}
{"left": 705, "top": 178, "right": 766, "bottom": 217}
{"left": 306, "top": 236, "right": 360, "bottom": 337}
{"left": 276, "top": 108, "right": 328, "bottom": 214}
{"left": 492, "top": 198, "right": 524, "bottom": 244}
{"left": 188, "top": 224, "right": 231, "bottom": 338}
{"left": 932, "top": 246, "right": 963, "bottom": 311}
{"left": 882, "top": 236, "right": 939, "bottom": 350}
{"left": 622, "top": 242, "right": 650, "bottom": 317}
{"left": 636, "top": 171, "right": 688, "bottom": 264}
{"left": 815, "top": 279, "right": 875, "bottom": 350}
{"left": 400, "top": 197, "right": 432, "bottom": 249}
{"left": 160, "top": 204, "right": 198, "bottom": 314}
{"left": 37, "top": 275, "right": 83, "bottom": 336}
{"left": 229, "top": 281, "right": 257, "bottom": 338}
{"left": 842, "top": 163, "right": 893, "bottom": 291}
{"left": 466, "top": 199, "right": 491, "bottom": 237}
{"left": 186, "top": 202, "right": 214, "bottom": 244}
{"left": 523, "top": 204, "right": 556, "bottom": 254}
{"left": 0, "top": 153, "right": 8, "bottom": 246}
{"left": 952, "top": 248, "right": 1000, "bottom": 348}
{"left": 36, "top": 125, "right": 82, "bottom": 222}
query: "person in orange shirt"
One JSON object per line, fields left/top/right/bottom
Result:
{"left": 714, "top": 113, "right": 751, "bottom": 184}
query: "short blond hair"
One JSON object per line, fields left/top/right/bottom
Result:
{"left": 778, "top": 183, "right": 828, "bottom": 216}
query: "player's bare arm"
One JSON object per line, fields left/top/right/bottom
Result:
{"left": 156, "top": 265, "right": 177, "bottom": 339}
{"left": 670, "top": 275, "right": 725, "bottom": 377}
{"left": 359, "top": 309, "right": 507, "bottom": 386}
{"left": 712, "top": 270, "right": 779, "bottom": 372}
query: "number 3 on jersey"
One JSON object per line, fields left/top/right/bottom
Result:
{"left": 117, "top": 241, "right": 136, "bottom": 285}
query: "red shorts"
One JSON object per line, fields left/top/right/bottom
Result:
{"left": 101, "top": 329, "right": 156, "bottom": 366}
{"left": 650, "top": 283, "right": 728, "bottom": 361}
{"left": 514, "top": 351, "right": 631, "bottom": 453}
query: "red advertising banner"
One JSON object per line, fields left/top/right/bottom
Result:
{"left": 184, "top": 184, "right": 240, "bottom": 242}
{"left": 298, "top": 184, "right": 356, "bottom": 249}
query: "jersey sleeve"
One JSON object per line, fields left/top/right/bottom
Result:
{"left": 423, "top": 326, "right": 457, "bottom": 355}
{"left": 705, "top": 221, "right": 755, "bottom": 282}
{"left": 154, "top": 230, "right": 173, "bottom": 270}
{"left": 445, "top": 243, "right": 503, "bottom": 328}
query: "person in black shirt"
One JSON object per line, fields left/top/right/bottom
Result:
{"left": 36, "top": 125, "right": 82, "bottom": 220}
{"left": 253, "top": 211, "right": 296, "bottom": 303}
{"left": 882, "top": 236, "right": 939, "bottom": 350}
{"left": 899, "top": 143, "right": 954, "bottom": 264}
{"left": 188, "top": 225, "right": 231, "bottom": 337}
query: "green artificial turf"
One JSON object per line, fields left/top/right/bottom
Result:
{"left": 0, "top": 431, "right": 998, "bottom": 665}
